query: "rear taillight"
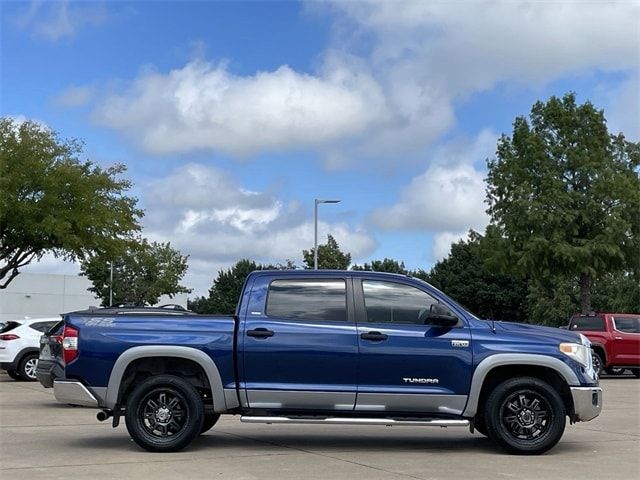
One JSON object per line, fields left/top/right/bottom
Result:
{"left": 62, "top": 325, "right": 79, "bottom": 364}
{"left": 0, "top": 334, "right": 19, "bottom": 341}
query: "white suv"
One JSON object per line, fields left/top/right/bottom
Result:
{"left": 0, "top": 318, "right": 60, "bottom": 381}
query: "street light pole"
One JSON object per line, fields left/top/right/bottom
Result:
{"left": 313, "top": 199, "right": 341, "bottom": 270}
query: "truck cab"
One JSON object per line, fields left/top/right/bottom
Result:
{"left": 52, "top": 270, "right": 602, "bottom": 455}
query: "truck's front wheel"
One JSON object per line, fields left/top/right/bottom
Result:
{"left": 484, "top": 377, "right": 566, "bottom": 455}
{"left": 125, "top": 375, "right": 204, "bottom": 452}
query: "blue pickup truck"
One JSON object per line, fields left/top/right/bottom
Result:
{"left": 50, "top": 270, "right": 602, "bottom": 454}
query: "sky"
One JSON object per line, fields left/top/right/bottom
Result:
{"left": 2, "top": 0, "right": 639, "bottom": 297}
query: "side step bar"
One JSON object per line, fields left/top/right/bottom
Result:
{"left": 240, "top": 416, "right": 469, "bottom": 427}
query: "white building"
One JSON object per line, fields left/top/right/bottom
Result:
{"left": 0, "top": 273, "right": 188, "bottom": 321}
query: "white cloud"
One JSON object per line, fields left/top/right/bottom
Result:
{"left": 142, "top": 164, "right": 376, "bottom": 294}
{"left": 14, "top": 0, "right": 108, "bottom": 41}
{"left": 94, "top": 60, "right": 388, "bottom": 157}
{"left": 370, "top": 130, "right": 495, "bottom": 232}
{"left": 53, "top": 85, "right": 94, "bottom": 108}
{"left": 605, "top": 74, "right": 640, "bottom": 141}
{"left": 431, "top": 231, "right": 469, "bottom": 263}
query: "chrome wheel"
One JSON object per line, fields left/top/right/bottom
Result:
{"left": 500, "top": 390, "right": 552, "bottom": 440}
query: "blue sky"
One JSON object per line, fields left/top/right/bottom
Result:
{"left": 2, "top": 0, "right": 639, "bottom": 295}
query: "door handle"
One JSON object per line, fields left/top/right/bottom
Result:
{"left": 360, "top": 331, "right": 388, "bottom": 341}
{"left": 614, "top": 336, "right": 623, "bottom": 340}
{"left": 247, "top": 328, "right": 275, "bottom": 338}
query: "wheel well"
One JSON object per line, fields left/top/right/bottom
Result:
{"left": 16, "top": 348, "right": 39, "bottom": 365}
{"left": 117, "top": 357, "right": 213, "bottom": 407}
{"left": 590, "top": 344, "right": 607, "bottom": 365}
{"left": 476, "top": 365, "right": 574, "bottom": 420}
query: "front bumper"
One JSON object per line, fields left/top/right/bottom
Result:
{"left": 53, "top": 379, "right": 99, "bottom": 407}
{"left": 570, "top": 386, "right": 603, "bottom": 422}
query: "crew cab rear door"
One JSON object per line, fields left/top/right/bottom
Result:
{"left": 610, "top": 315, "right": 640, "bottom": 365}
{"left": 353, "top": 277, "right": 473, "bottom": 415}
{"left": 240, "top": 274, "right": 358, "bottom": 411}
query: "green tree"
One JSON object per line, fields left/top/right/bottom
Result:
{"left": 0, "top": 118, "right": 142, "bottom": 288}
{"left": 302, "top": 234, "right": 351, "bottom": 269}
{"left": 428, "top": 231, "right": 529, "bottom": 322}
{"left": 80, "top": 239, "right": 191, "bottom": 306}
{"left": 352, "top": 258, "right": 408, "bottom": 274}
{"left": 485, "top": 93, "right": 640, "bottom": 314}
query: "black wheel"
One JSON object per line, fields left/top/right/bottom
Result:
{"left": 200, "top": 413, "right": 220, "bottom": 434}
{"left": 604, "top": 367, "right": 625, "bottom": 376}
{"left": 484, "top": 377, "right": 566, "bottom": 455}
{"left": 18, "top": 354, "right": 38, "bottom": 382}
{"left": 591, "top": 351, "right": 603, "bottom": 377}
{"left": 124, "top": 375, "right": 204, "bottom": 452}
{"left": 6, "top": 369, "right": 22, "bottom": 381}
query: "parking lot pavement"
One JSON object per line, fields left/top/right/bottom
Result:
{"left": 1, "top": 375, "right": 638, "bottom": 480}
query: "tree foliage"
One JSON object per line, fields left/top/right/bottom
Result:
{"left": 427, "top": 231, "right": 529, "bottom": 322}
{"left": 302, "top": 234, "right": 351, "bottom": 269}
{"left": 352, "top": 258, "right": 408, "bottom": 274}
{"left": 80, "top": 239, "right": 190, "bottom": 306}
{"left": 0, "top": 118, "right": 142, "bottom": 288}
{"left": 485, "top": 93, "right": 640, "bottom": 313}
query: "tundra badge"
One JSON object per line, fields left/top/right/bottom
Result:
{"left": 451, "top": 340, "right": 470, "bottom": 347}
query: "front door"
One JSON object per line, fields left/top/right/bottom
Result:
{"left": 241, "top": 275, "right": 358, "bottom": 411}
{"left": 354, "top": 278, "right": 473, "bottom": 415}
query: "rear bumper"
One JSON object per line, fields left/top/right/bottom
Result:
{"left": 53, "top": 379, "right": 99, "bottom": 407}
{"left": 36, "top": 359, "right": 64, "bottom": 388}
{"left": 571, "top": 386, "right": 603, "bottom": 422}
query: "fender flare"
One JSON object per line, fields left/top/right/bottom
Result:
{"left": 462, "top": 353, "right": 580, "bottom": 418}
{"left": 104, "top": 346, "right": 234, "bottom": 413}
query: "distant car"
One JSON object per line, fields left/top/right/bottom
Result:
{"left": 0, "top": 318, "right": 60, "bottom": 381}
{"left": 568, "top": 313, "right": 640, "bottom": 377}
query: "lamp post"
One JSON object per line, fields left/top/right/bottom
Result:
{"left": 314, "top": 199, "right": 341, "bottom": 270}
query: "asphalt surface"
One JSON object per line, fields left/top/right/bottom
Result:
{"left": 0, "top": 373, "right": 639, "bottom": 480}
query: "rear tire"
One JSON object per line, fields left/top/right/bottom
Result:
{"left": 125, "top": 375, "right": 204, "bottom": 452}
{"left": 200, "top": 413, "right": 220, "bottom": 434}
{"left": 6, "top": 370, "right": 22, "bottom": 381}
{"left": 17, "top": 354, "right": 38, "bottom": 382}
{"left": 604, "top": 367, "right": 625, "bottom": 376}
{"left": 632, "top": 369, "right": 640, "bottom": 378}
{"left": 484, "top": 377, "right": 566, "bottom": 455}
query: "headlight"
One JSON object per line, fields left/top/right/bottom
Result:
{"left": 559, "top": 342, "right": 590, "bottom": 367}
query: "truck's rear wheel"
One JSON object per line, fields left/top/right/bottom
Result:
{"left": 484, "top": 377, "right": 566, "bottom": 455}
{"left": 125, "top": 375, "right": 203, "bottom": 452}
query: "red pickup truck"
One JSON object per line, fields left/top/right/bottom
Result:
{"left": 568, "top": 313, "right": 640, "bottom": 377}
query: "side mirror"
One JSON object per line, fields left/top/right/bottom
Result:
{"left": 424, "top": 303, "right": 459, "bottom": 328}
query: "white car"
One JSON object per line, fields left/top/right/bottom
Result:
{"left": 0, "top": 318, "right": 60, "bottom": 381}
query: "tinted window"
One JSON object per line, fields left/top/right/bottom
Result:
{"left": 613, "top": 317, "right": 640, "bottom": 334}
{"left": 30, "top": 321, "right": 58, "bottom": 333}
{"left": 0, "top": 321, "right": 21, "bottom": 334}
{"left": 570, "top": 316, "right": 605, "bottom": 331}
{"left": 266, "top": 279, "right": 347, "bottom": 322}
{"left": 362, "top": 280, "right": 439, "bottom": 325}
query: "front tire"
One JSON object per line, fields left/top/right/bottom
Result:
{"left": 18, "top": 354, "right": 38, "bottom": 381}
{"left": 125, "top": 375, "right": 204, "bottom": 452}
{"left": 484, "top": 377, "right": 566, "bottom": 455}
{"left": 6, "top": 369, "right": 22, "bottom": 381}
{"left": 591, "top": 351, "right": 603, "bottom": 377}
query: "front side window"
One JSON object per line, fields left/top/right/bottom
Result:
{"left": 362, "top": 280, "right": 439, "bottom": 325}
{"left": 266, "top": 279, "right": 347, "bottom": 322}
{"left": 570, "top": 316, "right": 605, "bottom": 332}
{"left": 613, "top": 316, "right": 640, "bottom": 334}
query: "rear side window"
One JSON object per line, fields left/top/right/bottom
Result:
{"left": 0, "top": 321, "right": 21, "bottom": 334}
{"left": 30, "top": 321, "right": 58, "bottom": 333}
{"left": 266, "top": 279, "right": 347, "bottom": 322}
{"left": 613, "top": 317, "right": 640, "bottom": 334}
{"left": 570, "top": 316, "right": 605, "bottom": 332}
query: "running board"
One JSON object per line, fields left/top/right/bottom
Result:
{"left": 240, "top": 416, "right": 469, "bottom": 427}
